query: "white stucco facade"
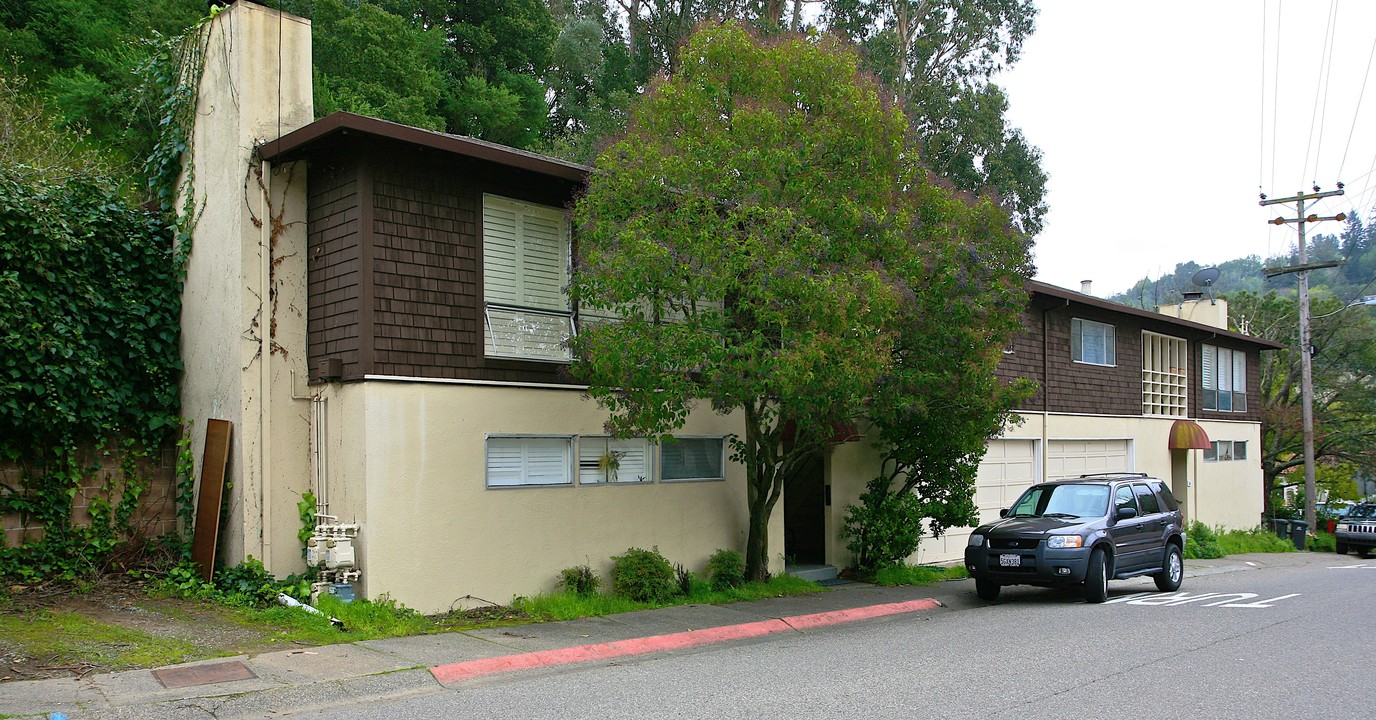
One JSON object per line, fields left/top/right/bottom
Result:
{"left": 180, "top": 3, "right": 314, "bottom": 573}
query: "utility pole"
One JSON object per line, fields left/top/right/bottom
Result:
{"left": 1259, "top": 186, "right": 1346, "bottom": 534}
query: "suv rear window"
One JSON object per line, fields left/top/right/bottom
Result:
{"left": 1151, "top": 482, "right": 1180, "bottom": 512}
{"left": 1133, "top": 483, "right": 1161, "bottom": 514}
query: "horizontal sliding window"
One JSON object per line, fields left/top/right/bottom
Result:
{"left": 486, "top": 436, "right": 572, "bottom": 487}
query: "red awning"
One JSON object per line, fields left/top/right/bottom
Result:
{"left": 1168, "top": 419, "right": 1211, "bottom": 450}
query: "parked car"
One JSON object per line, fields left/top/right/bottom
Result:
{"left": 1334, "top": 503, "right": 1376, "bottom": 557}
{"left": 964, "top": 473, "right": 1186, "bottom": 603}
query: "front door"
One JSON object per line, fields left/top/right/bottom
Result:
{"left": 784, "top": 453, "right": 826, "bottom": 565}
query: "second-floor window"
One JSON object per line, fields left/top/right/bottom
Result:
{"left": 482, "top": 195, "right": 571, "bottom": 362}
{"left": 1071, "top": 318, "right": 1116, "bottom": 366}
{"left": 1202, "top": 345, "right": 1246, "bottom": 412}
{"left": 1142, "top": 332, "right": 1187, "bottom": 416}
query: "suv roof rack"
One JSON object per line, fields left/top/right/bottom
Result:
{"left": 1077, "top": 472, "right": 1149, "bottom": 478}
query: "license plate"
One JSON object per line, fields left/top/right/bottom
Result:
{"left": 999, "top": 553, "right": 1021, "bottom": 567}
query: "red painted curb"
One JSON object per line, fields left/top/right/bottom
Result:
{"left": 429, "top": 598, "right": 939, "bottom": 685}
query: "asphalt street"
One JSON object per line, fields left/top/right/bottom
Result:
{"left": 286, "top": 554, "right": 1374, "bottom": 720}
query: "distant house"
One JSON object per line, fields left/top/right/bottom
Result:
{"left": 181, "top": 2, "right": 1279, "bottom": 613}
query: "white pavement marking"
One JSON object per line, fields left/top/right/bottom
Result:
{"left": 1327, "top": 563, "right": 1376, "bottom": 569}
{"left": 1105, "top": 591, "right": 1302, "bottom": 608}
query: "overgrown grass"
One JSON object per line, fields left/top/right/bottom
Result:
{"left": 1186, "top": 521, "right": 1296, "bottom": 559}
{"left": 0, "top": 608, "right": 216, "bottom": 671}
{"left": 872, "top": 564, "right": 969, "bottom": 586}
{"left": 514, "top": 574, "right": 823, "bottom": 621}
{"left": 1307, "top": 531, "right": 1337, "bottom": 553}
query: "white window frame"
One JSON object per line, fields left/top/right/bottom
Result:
{"left": 485, "top": 435, "right": 573, "bottom": 487}
{"left": 482, "top": 194, "right": 572, "bottom": 362}
{"left": 1202, "top": 345, "right": 1247, "bottom": 412}
{"left": 659, "top": 436, "right": 727, "bottom": 482}
{"left": 1071, "top": 318, "right": 1116, "bottom": 366}
{"left": 1204, "top": 440, "right": 1247, "bottom": 463}
{"left": 577, "top": 436, "right": 653, "bottom": 484}
{"left": 1142, "top": 331, "right": 1187, "bottom": 417}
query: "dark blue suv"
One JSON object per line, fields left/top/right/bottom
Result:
{"left": 964, "top": 474, "right": 1186, "bottom": 603}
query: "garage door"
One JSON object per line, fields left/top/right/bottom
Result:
{"left": 915, "top": 439, "right": 1036, "bottom": 565}
{"left": 1048, "top": 439, "right": 1130, "bottom": 479}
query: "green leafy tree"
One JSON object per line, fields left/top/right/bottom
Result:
{"left": 1228, "top": 291, "right": 1376, "bottom": 517}
{"left": 825, "top": 0, "right": 1046, "bottom": 235}
{"left": 572, "top": 22, "right": 1026, "bottom": 580}
{"left": 847, "top": 207, "right": 1033, "bottom": 571}
{"left": 0, "top": 0, "right": 205, "bottom": 175}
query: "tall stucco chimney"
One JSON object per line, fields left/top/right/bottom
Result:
{"left": 180, "top": 1, "right": 314, "bottom": 575}
{"left": 1080, "top": 280, "right": 1093, "bottom": 296}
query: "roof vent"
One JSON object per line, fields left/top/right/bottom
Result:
{"left": 1182, "top": 291, "right": 1204, "bottom": 301}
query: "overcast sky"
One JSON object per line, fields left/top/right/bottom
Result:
{"left": 998, "top": 1, "right": 1376, "bottom": 296}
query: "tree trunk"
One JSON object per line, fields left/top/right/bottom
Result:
{"left": 744, "top": 490, "right": 771, "bottom": 581}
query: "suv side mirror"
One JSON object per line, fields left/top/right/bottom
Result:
{"left": 999, "top": 508, "right": 1009, "bottom": 518}
{"left": 1116, "top": 506, "right": 1138, "bottom": 520}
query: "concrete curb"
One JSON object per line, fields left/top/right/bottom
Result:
{"left": 430, "top": 598, "right": 940, "bottom": 684}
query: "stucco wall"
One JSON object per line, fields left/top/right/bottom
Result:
{"left": 181, "top": 3, "right": 314, "bottom": 573}
{"left": 315, "top": 380, "right": 770, "bottom": 614}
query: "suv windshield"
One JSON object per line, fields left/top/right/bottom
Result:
{"left": 1349, "top": 504, "right": 1376, "bottom": 519}
{"left": 1009, "top": 484, "right": 1109, "bottom": 518}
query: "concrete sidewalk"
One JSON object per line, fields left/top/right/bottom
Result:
{"left": 0, "top": 554, "right": 1290, "bottom": 719}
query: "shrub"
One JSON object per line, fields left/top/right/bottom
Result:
{"left": 558, "top": 564, "right": 601, "bottom": 596}
{"left": 1217, "top": 526, "right": 1295, "bottom": 555}
{"left": 842, "top": 476, "right": 928, "bottom": 573}
{"left": 706, "top": 549, "right": 745, "bottom": 591}
{"left": 610, "top": 547, "right": 677, "bottom": 603}
{"left": 1307, "top": 532, "right": 1337, "bottom": 553}
{"left": 1184, "top": 521, "right": 1224, "bottom": 559}
{"left": 675, "top": 563, "right": 693, "bottom": 596}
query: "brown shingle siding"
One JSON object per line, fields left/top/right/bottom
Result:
{"left": 307, "top": 160, "right": 362, "bottom": 379}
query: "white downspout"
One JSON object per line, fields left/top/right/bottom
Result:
{"left": 259, "top": 156, "right": 273, "bottom": 571}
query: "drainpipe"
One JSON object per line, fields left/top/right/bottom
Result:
{"left": 259, "top": 156, "right": 274, "bottom": 572}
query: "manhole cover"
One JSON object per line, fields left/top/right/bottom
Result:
{"left": 152, "top": 660, "right": 257, "bottom": 689}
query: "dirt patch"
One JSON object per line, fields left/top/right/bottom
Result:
{"left": 0, "top": 576, "right": 289, "bottom": 682}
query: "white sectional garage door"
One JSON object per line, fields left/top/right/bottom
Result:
{"left": 1048, "top": 439, "right": 1130, "bottom": 479}
{"left": 916, "top": 439, "right": 1037, "bottom": 565}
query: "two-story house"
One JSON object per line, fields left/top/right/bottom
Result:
{"left": 181, "top": 3, "right": 1278, "bottom": 612}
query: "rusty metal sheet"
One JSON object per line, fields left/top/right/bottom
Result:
{"left": 152, "top": 660, "right": 256, "bottom": 689}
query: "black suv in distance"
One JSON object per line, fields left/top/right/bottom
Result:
{"left": 964, "top": 474, "right": 1186, "bottom": 603}
{"left": 1334, "top": 503, "right": 1376, "bottom": 557}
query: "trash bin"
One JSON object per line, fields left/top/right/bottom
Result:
{"left": 1271, "top": 518, "right": 1290, "bottom": 538}
{"left": 1290, "top": 520, "right": 1308, "bottom": 550}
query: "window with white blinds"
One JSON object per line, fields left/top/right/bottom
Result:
{"left": 485, "top": 436, "right": 573, "bottom": 487}
{"left": 1142, "top": 332, "right": 1187, "bottom": 416}
{"left": 1071, "top": 318, "right": 1116, "bottom": 365}
{"left": 1202, "top": 345, "right": 1247, "bottom": 412}
{"left": 482, "top": 195, "right": 571, "bottom": 361}
{"left": 577, "top": 437, "right": 652, "bottom": 484}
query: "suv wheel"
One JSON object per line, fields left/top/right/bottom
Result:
{"left": 1084, "top": 548, "right": 1108, "bottom": 603}
{"left": 1154, "top": 544, "right": 1183, "bottom": 592}
{"left": 1336, "top": 541, "right": 1348, "bottom": 555}
{"left": 975, "top": 579, "right": 1001, "bottom": 601}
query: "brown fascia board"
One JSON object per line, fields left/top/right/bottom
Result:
{"left": 1027, "top": 279, "right": 1285, "bottom": 350}
{"left": 257, "top": 112, "right": 591, "bottom": 183}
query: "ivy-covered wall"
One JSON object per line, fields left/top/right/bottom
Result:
{"left": 0, "top": 170, "right": 186, "bottom": 580}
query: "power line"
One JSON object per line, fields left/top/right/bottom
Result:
{"left": 1302, "top": 1, "right": 1338, "bottom": 186}
{"left": 1335, "top": 14, "right": 1376, "bottom": 182}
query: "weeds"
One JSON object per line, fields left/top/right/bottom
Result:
{"left": 515, "top": 574, "right": 822, "bottom": 621}
{"left": 872, "top": 564, "right": 969, "bottom": 586}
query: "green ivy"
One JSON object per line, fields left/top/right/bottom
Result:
{"left": 0, "top": 12, "right": 209, "bottom": 582}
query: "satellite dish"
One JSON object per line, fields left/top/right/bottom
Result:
{"left": 1190, "top": 267, "right": 1221, "bottom": 305}
{"left": 1191, "top": 267, "right": 1221, "bottom": 288}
